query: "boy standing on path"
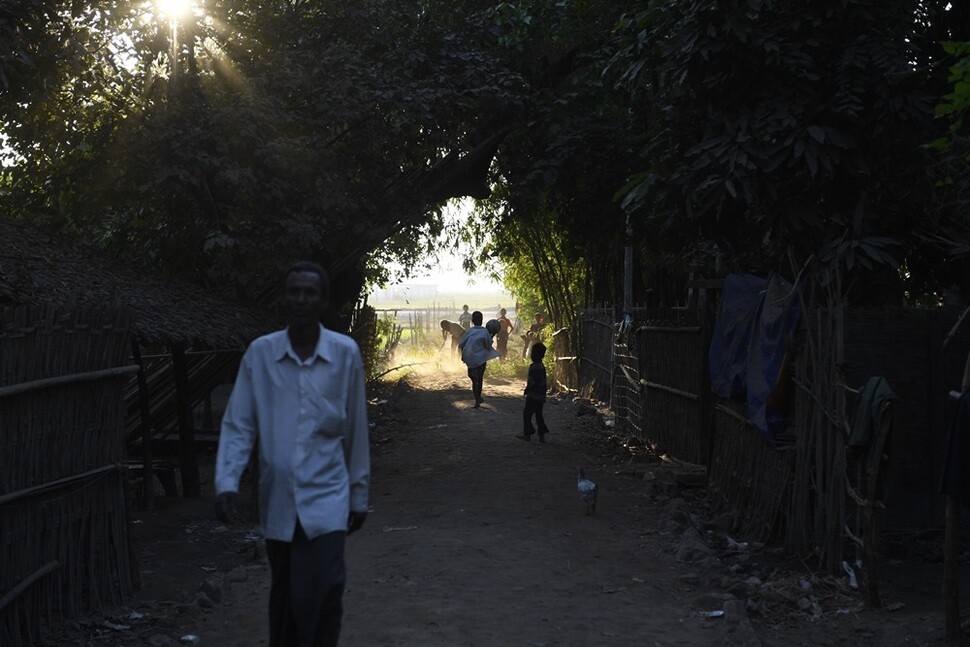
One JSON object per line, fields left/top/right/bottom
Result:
{"left": 458, "top": 304, "right": 472, "bottom": 330}
{"left": 517, "top": 342, "right": 550, "bottom": 442}
{"left": 458, "top": 310, "right": 499, "bottom": 408}
{"left": 496, "top": 308, "right": 512, "bottom": 360}
{"left": 214, "top": 261, "right": 370, "bottom": 647}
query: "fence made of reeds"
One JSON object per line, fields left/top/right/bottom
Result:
{"left": 578, "top": 308, "right": 614, "bottom": 403}
{"left": 785, "top": 306, "right": 970, "bottom": 570}
{"left": 629, "top": 307, "right": 710, "bottom": 464}
{"left": 550, "top": 327, "right": 577, "bottom": 392}
{"left": 0, "top": 306, "right": 136, "bottom": 646}
{"left": 580, "top": 296, "right": 970, "bottom": 572}
{"left": 708, "top": 397, "right": 795, "bottom": 542}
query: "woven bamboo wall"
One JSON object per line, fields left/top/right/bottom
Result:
{"left": 0, "top": 306, "right": 132, "bottom": 386}
{"left": 709, "top": 398, "right": 794, "bottom": 541}
{"left": 579, "top": 297, "right": 970, "bottom": 565}
{"left": 0, "top": 306, "right": 135, "bottom": 646}
{"left": 613, "top": 345, "right": 642, "bottom": 437}
{"left": 578, "top": 309, "right": 614, "bottom": 402}
{"left": 550, "top": 327, "right": 577, "bottom": 390}
{"left": 0, "top": 471, "right": 131, "bottom": 644}
{"left": 1, "top": 379, "right": 126, "bottom": 492}
{"left": 629, "top": 307, "right": 707, "bottom": 464}
{"left": 840, "top": 307, "right": 970, "bottom": 530}
{"left": 725, "top": 306, "right": 970, "bottom": 567}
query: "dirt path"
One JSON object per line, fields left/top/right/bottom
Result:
{"left": 46, "top": 361, "right": 959, "bottom": 646}
{"left": 194, "top": 365, "right": 756, "bottom": 646}
{"left": 341, "top": 371, "right": 747, "bottom": 646}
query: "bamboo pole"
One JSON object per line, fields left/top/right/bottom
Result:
{"left": 0, "top": 365, "right": 138, "bottom": 399}
{"left": 0, "top": 464, "right": 118, "bottom": 506}
{"left": 862, "top": 404, "right": 891, "bottom": 608}
{"left": 639, "top": 379, "right": 699, "bottom": 402}
{"left": 714, "top": 403, "right": 753, "bottom": 426}
{"left": 699, "top": 289, "right": 715, "bottom": 466}
{"left": 637, "top": 326, "right": 702, "bottom": 333}
{"left": 131, "top": 340, "right": 155, "bottom": 510}
{"left": 172, "top": 345, "right": 200, "bottom": 497}
{"left": 944, "top": 348, "right": 970, "bottom": 639}
{"left": 580, "top": 357, "right": 612, "bottom": 376}
{"left": 0, "top": 561, "right": 60, "bottom": 612}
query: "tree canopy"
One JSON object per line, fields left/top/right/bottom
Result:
{"left": 2, "top": 1, "right": 527, "bottom": 304}
{"left": 2, "top": 0, "right": 970, "bottom": 319}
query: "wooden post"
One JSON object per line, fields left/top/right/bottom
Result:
{"left": 945, "top": 494, "right": 960, "bottom": 639}
{"left": 203, "top": 392, "right": 214, "bottom": 430}
{"left": 697, "top": 287, "right": 716, "bottom": 469}
{"left": 172, "top": 344, "right": 200, "bottom": 497}
{"left": 862, "top": 406, "right": 891, "bottom": 608}
{"left": 623, "top": 214, "right": 633, "bottom": 314}
{"left": 131, "top": 341, "right": 155, "bottom": 509}
{"left": 944, "top": 348, "right": 970, "bottom": 639}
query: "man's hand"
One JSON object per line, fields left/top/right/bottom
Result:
{"left": 347, "top": 511, "right": 367, "bottom": 536}
{"left": 215, "top": 491, "right": 239, "bottom": 523}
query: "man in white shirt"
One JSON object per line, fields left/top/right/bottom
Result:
{"left": 215, "top": 261, "right": 369, "bottom": 647}
{"left": 458, "top": 310, "right": 499, "bottom": 408}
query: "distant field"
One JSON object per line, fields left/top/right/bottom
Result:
{"left": 368, "top": 290, "right": 516, "bottom": 312}
{"left": 368, "top": 290, "right": 520, "bottom": 331}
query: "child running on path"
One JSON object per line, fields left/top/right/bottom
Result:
{"left": 517, "top": 342, "right": 550, "bottom": 442}
{"left": 458, "top": 311, "right": 499, "bottom": 408}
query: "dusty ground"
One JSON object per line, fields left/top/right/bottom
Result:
{"left": 45, "top": 359, "right": 970, "bottom": 646}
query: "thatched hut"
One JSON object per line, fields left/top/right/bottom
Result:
{"left": 0, "top": 218, "right": 273, "bottom": 348}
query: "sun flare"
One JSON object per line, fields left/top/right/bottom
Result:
{"left": 154, "top": 0, "right": 192, "bottom": 20}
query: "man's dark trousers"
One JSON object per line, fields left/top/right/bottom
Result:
{"left": 266, "top": 520, "right": 346, "bottom": 647}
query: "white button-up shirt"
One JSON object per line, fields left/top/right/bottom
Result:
{"left": 215, "top": 325, "right": 369, "bottom": 541}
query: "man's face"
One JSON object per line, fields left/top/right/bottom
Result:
{"left": 284, "top": 271, "right": 327, "bottom": 327}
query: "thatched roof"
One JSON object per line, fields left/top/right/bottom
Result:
{"left": 0, "top": 218, "right": 277, "bottom": 348}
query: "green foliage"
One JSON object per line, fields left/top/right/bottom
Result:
{"left": 936, "top": 42, "right": 970, "bottom": 124}
{"left": 3, "top": 0, "right": 970, "bottom": 317}
{"left": 0, "top": 0, "right": 531, "bottom": 304}
{"left": 609, "top": 0, "right": 959, "bottom": 302}
{"left": 483, "top": 354, "right": 532, "bottom": 381}
{"left": 925, "top": 39, "right": 970, "bottom": 293}
{"left": 461, "top": 0, "right": 636, "bottom": 319}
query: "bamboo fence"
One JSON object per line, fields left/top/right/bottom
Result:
{"left": 578, "top": 295, "right": 969, "bottom": 571}
{"left": 578, "top": 307, "right": 614, "bottom": 403}
{"left": 550, "top": 327, "right": 577, "bottom": 391}
{"left": 708, "top": 397, "right": 795, "bottom": 542}
{"left": 629, "top": 307, "right": 709, "bottom": 464}
{"left": 0, "top": 305, "right": 136, "bottom": 645}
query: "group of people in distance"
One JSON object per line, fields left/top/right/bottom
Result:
{"left": 442, "top": 305, "right": 545, "bottom": 362}
{"left": 447, "top": 307, "right": 551, "bottom": 441}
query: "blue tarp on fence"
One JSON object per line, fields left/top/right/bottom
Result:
{"left": 709, "top": 273, "right": 803, "bottom": 441}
